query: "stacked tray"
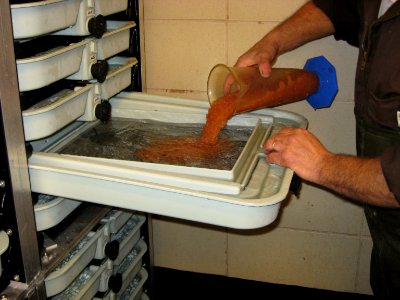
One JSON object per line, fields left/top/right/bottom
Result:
{"left": 11, "top": 0, "right": 81, "bottom": 40}
{"left": 45, "top": 211, "right": 147, "bottom": 298}
{"left": 0, "top": 231, "right": 10, "bottom": 278}
{"left": 27, "top": 93, "right": 307, "bottom": 229}
{"left": 34, "top": 194, "right": 81, "bottom": 231}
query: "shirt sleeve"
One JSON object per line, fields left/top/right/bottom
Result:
{"left": 381, "top": 146, "right": 400, "bottom": 203}
{"left": 312, "top": 0, "right": 361, "bottom": 47}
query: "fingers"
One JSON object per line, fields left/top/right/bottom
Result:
{"left": 234, "top": 53, "right": 256, "bottom": 68}
{"left": 263, "top": 140, "right": 285, "bottom": 168}
{"left": 262, "top": 127, "right": 335, "bottom": 184}
{"left": 234, "top": 57, "right": 273, "bottom": 79}
{"left": 259, "top": 62, "right": 272, "bottom": 78}
{"left": 234, "top": 41, "right": 278, "bottom": 77}
{"left": 263, "top": 128, "right": 307, "bottom": 168}
{"left": 264, "top": 127, "right": 295, "bottom": 153}
{"left": 264, "top": 138, "right": 278, "bottom": 154}
{"left": 223, "top": 73, "right": 237, "bottom": 95}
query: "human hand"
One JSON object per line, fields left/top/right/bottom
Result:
{"left": 234, "top": 38, "right": 279, "bottom": 77}
{"left": 223, "top": 37, "right": 279, "bottom": 94}
{"left": 263, "top": 127, "right": 333, "bottom": 184}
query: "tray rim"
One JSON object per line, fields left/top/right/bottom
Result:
{"left": 27, "top": 92, "right": 306, "bottom": 229}
{"left": 11, "top": 0, "right": 67, "bottom": 9}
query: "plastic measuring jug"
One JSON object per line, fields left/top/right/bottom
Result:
{"left": 207, "top": 64, "right": 320, "bottom": 114}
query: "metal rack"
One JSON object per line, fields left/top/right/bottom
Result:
{"left": 0, "top": 1, "right": 152, "bottom": 299}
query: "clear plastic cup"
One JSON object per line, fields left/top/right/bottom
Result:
{"left": 207, "top": 64, "right": 251, "bottom": 111}
{"left": 207, "top": 64, "right": 319, "bottom": 114}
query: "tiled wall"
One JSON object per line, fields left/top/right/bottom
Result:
{"left": 144, "top": 0, "right": 372, "bottom": 295}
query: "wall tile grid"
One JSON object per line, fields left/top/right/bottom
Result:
{"left": 145, "top": 0, "right": 372, "bottom": 295}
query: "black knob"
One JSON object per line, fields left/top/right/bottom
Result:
{"left": 31, "top": 192, "right": 39, "bottom": 205}
{"left": 88, "top": 15, "right": 107, "bottom": 38}
{"left": 290, "top": 173, "right": 302, "bottom": 197}
{"left": 108, "top": 273, "right": 123, "bottom": 293}
{"left": 25, "top": 142, "right": 33, "bottom": 158}
{"left": 95, "top": 100, "right": 112, "bottom": 123}
{"left": 104, "top": 239, "right": 119, "bottom": 261}
{"left": 37, "top": 232, "right": 45, "bottom": 250}
{"left": 91, "top": 60, "right": 108, "bottom": 83}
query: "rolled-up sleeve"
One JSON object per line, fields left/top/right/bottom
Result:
{"left": 381, "top": 146, "right": 400, "bottom": 203}
{"left": 312, "top": 0, "right": 360, "bottom": 47}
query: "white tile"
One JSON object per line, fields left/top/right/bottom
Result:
{"left": 281, "top": 100, "right": 357, "bottom": 154}
{"left": 152, "top": 216, "right": 227, "bottom": 274}
{"left": 356, "top": 237, "right": 373, "bottom": 295}
{"left": 227, "top": 227, "right": 361, "bottom": 292}
{"left": 146, "top": 88, "right": 208, "bottom": 101}
{"left": 361, "top": 214, "right": 371, "bottom": 237}
{"left": 227, "top": 22, "right": 276, "bottom": 66}
{"left": 144, "top": 20, "right": 226, "bottom": 92}
{"left": 229, "top": 0, "right": 308, "bottom": 21}
{"left": 277, "top": 183, "right": 366, "bottom": 235}
{"left": 145, "top": 0, "right": 227, "bottom": 20}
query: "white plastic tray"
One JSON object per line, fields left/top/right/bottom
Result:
{"left": 51, "top": 263, "right": 109, "bottom": 300}
{"left": 100, "top": 57, "right": 138, "bottom": 100}
{"left": 33, "top": 99, "right": 267, "bottom": 195}
{"left": 141, "top": 293, "right": 149, "bottom": 300}
{"left": 95, "top": 0, "right": 129, "bottom": 17}
{"left": 45, "top": 229, "right": 105, "bottom": 297}
{"left": 22, "top": 84, "right": 94, "bottom": 141}
{"left": 29, "top": 111, "right": 266, "bottom": 195}
{"left": 67, "top": 39, "right": 98, "bottom": 81}
{"left": 119, "top": 268, "right": 148, "bottom": 300}
{"left": 0, "top": 231, "right": 10, "bottom": 278}
{"left": 97, "top": 21, "right": 136, "bottom": 60}
{"left": 114, "top": 239, "right": 147, "bottom": 297}
{"left": 53, "top": 0, "right": 94, "bottom": 36}
{"left": 28, "top": 92, "right": 307, "bottom": 229}
{"left": 111, "top": 214, "right": 146, "bottom": 266}
{"left": 34, "top": 195, "right": 81, "bottom": 231}
{"left": 102, "top": 209, "right": 133, "bottom": 234}
{"left": 11, "top": 0, "right": 80, "bottom": 40}
{"left": 16, "top": 39, "right": 88, "bottom": 92}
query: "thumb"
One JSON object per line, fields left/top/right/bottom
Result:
{"left": 259, "top": 63, "right": 272, "bottom": 77}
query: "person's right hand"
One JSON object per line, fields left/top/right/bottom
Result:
{"left": 223, "top": 37, "right": 279, "bottom": 94}
{"left": 234, "top": 38, "right": 279, "bottom": 78}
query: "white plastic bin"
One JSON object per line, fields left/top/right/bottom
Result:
{"left": 97, "top": 21, "right": 136, "bottom": 60}
{"left": 45, "top": 229, "right": 106, "bottom": 297}
{"left": 11, "top": 0, "right": 80, "bottom": 39}
{"left": 16, "top": 39, "right": 88, "bottom": 92}
{"left": 34, "top": 194, "right": 81, "bottom": 231}
{"left": 22, "top": 84, "right": 93, "bottom": 141}
{"left": 95, "top": 0, "right": 129, "bottom": 16}
{"left": 99, "top": 57, "right": 138, "bottom": 100}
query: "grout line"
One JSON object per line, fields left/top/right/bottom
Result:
{"left": 225, "top": 0, "right": 229, "bottom": 64}
{"left": 225, "top": 226, "right": 229, "bottom": 276}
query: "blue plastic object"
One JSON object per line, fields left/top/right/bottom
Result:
{"left": 303, "top": 55, "right": 338, "bottom": 109}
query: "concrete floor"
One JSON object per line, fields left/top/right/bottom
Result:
{"left": 152, "top": 267, "right": 375, "bottom": 300}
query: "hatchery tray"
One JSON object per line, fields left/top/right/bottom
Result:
{"left": 27, "top": 92, "right": 307, "bottom": 229}
{"left": 11, "top": 0, "right": 81, "bottom": 40}
{"left": 58, "top": 117, "right": 264, "bottom": 180}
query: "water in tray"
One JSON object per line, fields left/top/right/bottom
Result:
{"left": 59, "top": 118, "right": 253, "bottom": 170}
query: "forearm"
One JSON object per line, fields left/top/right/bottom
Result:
{"left": 235, "top": 1, "right": 335, "bottom": 75}
{"left": 265, "top": 128, "right": 399, "bottom": 208}
{"left": 259, "top": 1, "right": 335, "bottom": 56}
{"left": 318, "top": 154, "right": 400, "bottom": 208}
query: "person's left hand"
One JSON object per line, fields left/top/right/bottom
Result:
{"left": 263, "top": 127, "right": 333, "bottom": 184}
